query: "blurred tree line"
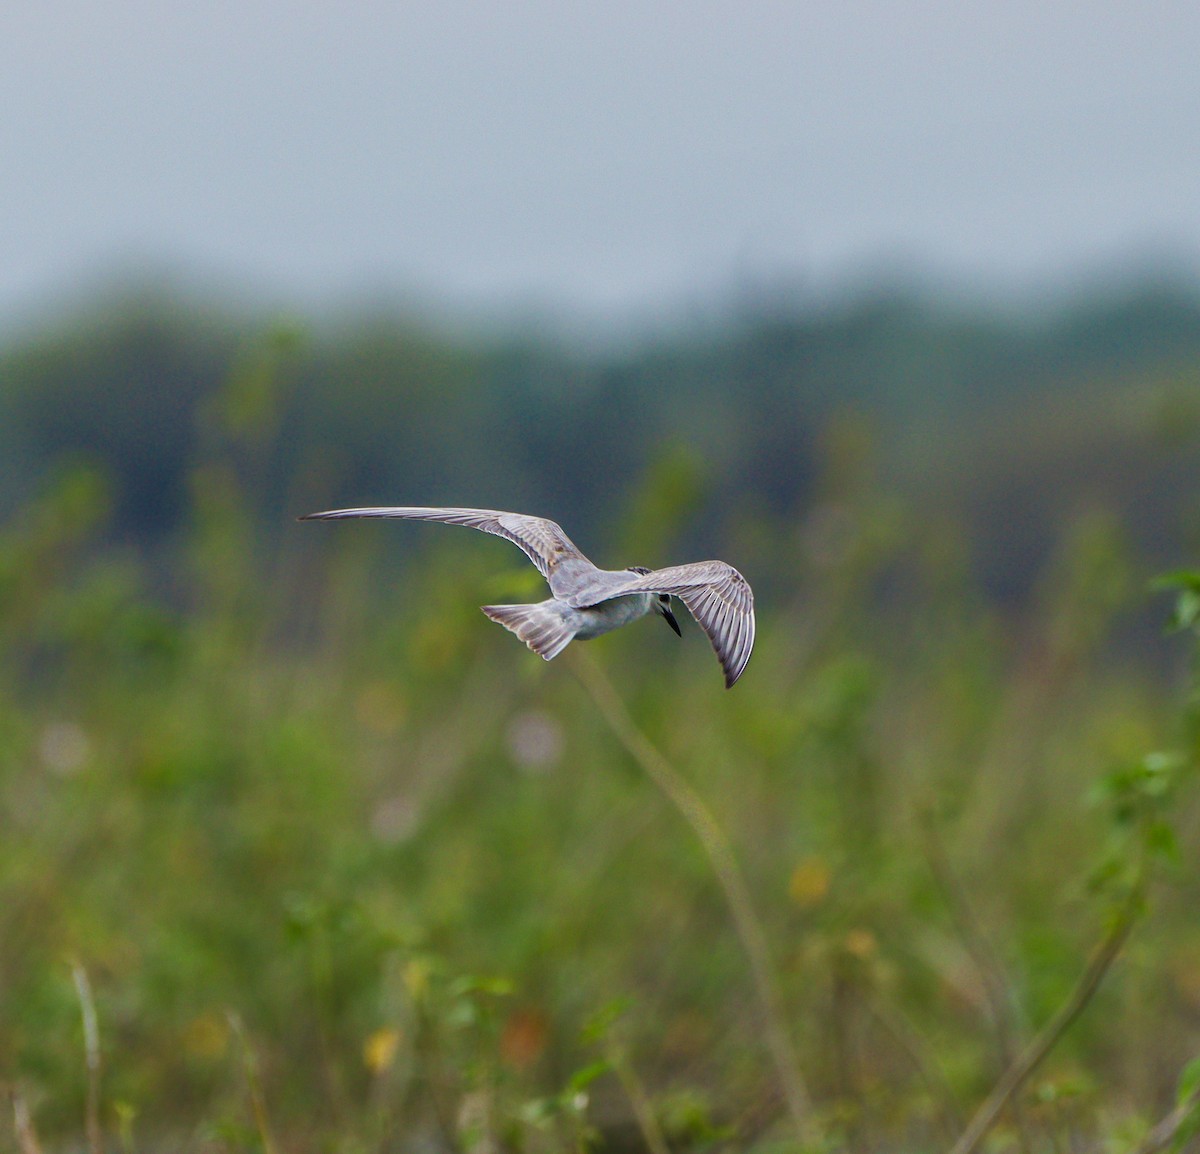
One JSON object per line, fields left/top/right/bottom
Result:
{"left": 2, "top": 277, "right": 1199, "bottom": 607}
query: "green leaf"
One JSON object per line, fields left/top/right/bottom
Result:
{"left": 1176, "top": 1055, "right": 1200, "bottom": 1106}
{"left": 1151, "top": 569, "right": 1200, "bottom": 593}
{"left": 475, "top": 976, "right": 515, "bottom": 998}
{"left": 448, "top": 974, "right": 513, "bottom": 999}
{"left": 1144, "top": 750, "right": 1186, "bottom": 775}
{"left": 517, "top": 1097, "right": 557, "bottom": 1127}
{"left": 581, "top": 998, "right": 632, "bottom": 1045}
{"left": 1169, "top": 1057, "right": 1200, "bottom": 1152}
{"left": 1145, "top": 819, "right": 1180, "bottom": 864}
{"left": 1171, "top": 589, "right": 1200, "bottom": 632}
{"left": 568, "top": 1059, "right": 612, "bottom": 1092}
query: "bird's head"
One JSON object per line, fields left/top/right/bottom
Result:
{"left": 627, "top": 565, "right": 681, "bottom": 637}
{"left": 655, "top": 592, "right": 682, "bottom": 636}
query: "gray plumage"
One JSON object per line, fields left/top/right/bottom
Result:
{"left": 300, "top": 505, "right": 755, "bottom": 687}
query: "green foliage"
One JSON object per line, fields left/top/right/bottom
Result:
{"left": 1154, "top": 569, "right": 1200, "bottom": 633}
{"left": 2, "top": 306, "right": 1200, "bottom": 1149}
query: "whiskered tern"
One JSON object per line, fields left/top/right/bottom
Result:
{"left": 301, "top": 506, "right": 755, "bottom": 687}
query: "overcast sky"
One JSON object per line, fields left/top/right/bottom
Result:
{"left": 4, "top": 2, "right": 1199, "bottom": 329}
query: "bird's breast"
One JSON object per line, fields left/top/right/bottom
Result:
{"left": 569, "top": 593, "right": 654, "bottom": 640}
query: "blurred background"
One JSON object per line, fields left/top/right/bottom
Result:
{"left": 3, "top": 3, "right": 1200, "bottom": 1150}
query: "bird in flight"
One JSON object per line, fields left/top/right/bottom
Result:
{"left": 300, "top": 506, "right": 755, "bottom": 687}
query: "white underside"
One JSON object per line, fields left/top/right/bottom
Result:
{"left": 481, "top": 592, "right": 656, "bottom": 662}
{"left": 569, "top": 592, "right": 656, "bottom": 640}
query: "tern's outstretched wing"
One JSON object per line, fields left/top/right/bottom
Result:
{"left": 299, "top": 506, "right": 593, "bottom": 590}
{"left": 602, "top": 561, "right": 755, "bottom": 688}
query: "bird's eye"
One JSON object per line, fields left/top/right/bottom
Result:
{"left": 659, "top": 595, "right": 670, "bottom": 604}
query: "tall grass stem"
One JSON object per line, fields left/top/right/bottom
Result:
{"left": 948, "top": 883, "right": 1142, "bottom": 1154}
{"left": 1131, "top": 1064, "right": 1200, "bottom": 1154}
{"left": 922, "top": 812, "right": 1033, "bottom": 1152}
{"left": 70, "top": 961, "right": 103, "bottom": 1154}
{"left": 570, "top": 650, "right": 813, "bottom": 1143}
{"left": 10, "top": 1088, "right": 44, "bottom": 1154}
{"left": 228, "top": 1011, "right": 279, "bottom": 1154}
{"left": 606, "top": 1045, "right": 672, "bottom": 1154}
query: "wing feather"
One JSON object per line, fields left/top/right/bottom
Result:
{"left": 610, "top": 561, "right": 755, "bottom": 688}
{"left": 300, "top": 506, "right": 591, "bottom": 588}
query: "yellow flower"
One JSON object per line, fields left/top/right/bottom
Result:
{"left": 844, "top": 929, "right": 877, "bottom": 960}
{"left": 404, "top": 957, "right": 431, "bottom": 1000}
{"left": 788, "top": 858, "right": 830, "bottom": 908}
{"left": 182, "top": 1014, "right": 229, "bottom": 1059}
{"left": 363, "top": 1027, "right": 402, "bottom": 1074}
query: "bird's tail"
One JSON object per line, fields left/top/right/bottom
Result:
{"left": 481, "top": 601, "right": 576, "bottom": 661}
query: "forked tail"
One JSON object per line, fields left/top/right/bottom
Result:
{"left": 481, "top": 601, "right": 577, "bottom": 661}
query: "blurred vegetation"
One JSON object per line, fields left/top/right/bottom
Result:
{"left": 1, "top": 279, "right": 1200, "bottom": 1150}
{"left": 3, "top": 278, "right": 1200, "bottom": 599}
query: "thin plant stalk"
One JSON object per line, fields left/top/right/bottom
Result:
{"left": 921, "top": 811, "right": 1033, "bottom": 1154}
{"left": 570, "top": 650, "right": 813, "bottom": 1142}
{"left": 10, "top": 1088, "right": 44, "bottom": 1154}
{"left": 1131, "top": 1066, "right": 1200, "bottom": 1154}
{"left": 606, "top": 1044, "right": 671, "bottom": 1154}
{"left": 922, "top": 810, "right": 1025, "bottom": 1068}
{"left": 228, "top": 1012, "right": 279, "bottom": 1154}
{"left": 859, "top": 991, "right": 965, "bottom": 1139}
{"left": 948, "top": 883, "right": 1142, "bottom": 1154}
{"left": 71, "top": 961, "right": 103, "bottom": 1154}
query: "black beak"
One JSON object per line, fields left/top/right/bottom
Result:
{"left": 662, "top": 605, "right": 682, "bottom": 637}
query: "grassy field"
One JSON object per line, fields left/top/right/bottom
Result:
{"left": 2, "top": 407, "right": 1200, "bottom": 1152}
